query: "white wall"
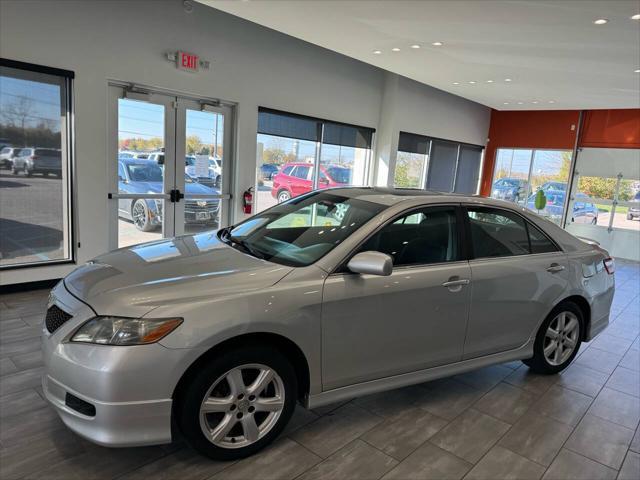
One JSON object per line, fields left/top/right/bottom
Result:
{"left": 0, "top": 0, "right": 490, "bottom": 285}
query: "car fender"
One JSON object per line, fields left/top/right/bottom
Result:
{"left": 156, "top": 266, "right": 326, "bottom": 395}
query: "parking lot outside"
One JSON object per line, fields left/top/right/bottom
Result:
{"left": 0, "top": 170, "right": 65, "bottom": 266}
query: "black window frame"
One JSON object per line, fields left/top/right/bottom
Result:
{"left": 0, "top": 58, "right": 75, "bottom": 271}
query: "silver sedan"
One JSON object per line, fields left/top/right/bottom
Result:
{"left": 42, "top": 187, "right": 615, "bottom": 460}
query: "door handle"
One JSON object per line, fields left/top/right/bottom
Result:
{"left": 442, "top": 279, "right": 470, "bottom": 288}
{"left": 546, "top": 264, "right": 565, "bottom": 273}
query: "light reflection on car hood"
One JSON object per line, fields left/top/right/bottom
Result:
{"left": 64, "top": 232, "right": 292, "bottom": 316}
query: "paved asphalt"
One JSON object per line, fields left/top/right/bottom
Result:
{"left": 0, "top": 168, "right": 65, "bottom": 266}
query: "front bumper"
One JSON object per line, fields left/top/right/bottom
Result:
{"left": 42, "top": 375, "right": 172, "bottom": 447}
{"left": 41, "top": 282, "right": 196, "bottom": 447}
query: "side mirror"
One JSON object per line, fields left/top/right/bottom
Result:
{"left": 118, "top": 175, "right": 126, "bottom": 182}
{"left": 347, "top": 251, "right": 393, "bottom": 276}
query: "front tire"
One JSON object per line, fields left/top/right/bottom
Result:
{"left": 131, "top": 199, "right": 154, "bottom": 232}
{"left": 523, "top": 301, "right": 583, "bottom": 374}
{"left": 177, "top": 345, "right": 297, "bottom": 461}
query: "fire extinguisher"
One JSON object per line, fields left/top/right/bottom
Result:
{"left": 242, "top": 187, "right": 254, "bottom": 215}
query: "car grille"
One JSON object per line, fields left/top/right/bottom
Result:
{"left": 185, "top": 200, "right": 219, "bottom": 213}
{"left": 45, "top": 305, "right": 73, "bottom": 334}
{"left": 194, "top": 177, "right": 216, "bottom": 187}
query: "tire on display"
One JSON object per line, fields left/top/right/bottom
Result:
{"left": 523, "top": 301, "right": 583, "bottom": 374}
{"left": 131, "top": 199, "right": 154, "bottom": 232}
{"left": 176, "top": 345, "right": 297, "bottom": 461}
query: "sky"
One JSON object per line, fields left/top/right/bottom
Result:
{"left": 118, "top": 99, "right": 224, "bottom": 149}
{"left": 0, "top": 75, "right": 62, "bottom": 131}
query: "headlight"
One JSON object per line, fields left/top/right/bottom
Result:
{"left": 70, "top": 316, "right": 182, "bottom": 345}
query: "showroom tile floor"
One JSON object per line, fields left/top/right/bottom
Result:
{"left": 0, "top": 261, "right": 638, "bottom": 480}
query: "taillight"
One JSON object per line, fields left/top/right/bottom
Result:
{"left": 604, "top": 257, "right": 615, "bottom": 275}
{"left": 31, "top": 155, "right": 39, "bottom": 160}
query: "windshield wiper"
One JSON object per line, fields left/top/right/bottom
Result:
{"left": 229, "top": 235, "right": 265, "bottom": 260}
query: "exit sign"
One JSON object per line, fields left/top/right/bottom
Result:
{"left": 165, "top": 50, "right": 210, "bottom": 72}
{"left": 177, "top": 51, "right": 199, "bottom": 72}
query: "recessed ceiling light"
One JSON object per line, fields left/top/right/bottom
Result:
{"left": 453, "top": 82, "right": 460, "bottom": 85}
{"left": 432, "top": 42, "right": 444, "bottom": 46}
{"left": 503, "top": 102, "right": 510, "bottom": 105}
{"left": 632, "top": 14, "right": 640, "bottom": 20}
{"left": 504, "top": 78, "right": 512, "bottom": 82}
{"left": 517, "top": 102, "right": 524, "bottom": 105}
{"left": 410, "top": 44, "right": 421, "bottom": 49}
{"left": 532, "top": 101, "right": 539, "bottom": 104}
{"left": 594, "top": 18, "right": 608, "bottom": 24}
{"left": 468, "top": 81, "right": 476, "bottom": 84}
{"left": 486, "top": 80, "right": 494, "bottom": 83}
{"left": 548, "top": 100, "right": 556, "bottom": 104}
{"left": 373, "top": 50, "right": 382, "bottom": 55}
{"left": 391, "top": 47, "right": 401, "bottom": 52}
{"left": 635, "top": 69, "right": 640, "bottom": 73}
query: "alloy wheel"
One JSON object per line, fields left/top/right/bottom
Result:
{"left": 543, "top": 311, "right": 579, "bottom": 366}
{"left": 277, "top": 191, "right": 291, "bottom": 203}
{"left": 132, "top": 201, "right": 148, "bottom": 229}
{"left": 199, "top": 364, "right": 285, "bottom": 449}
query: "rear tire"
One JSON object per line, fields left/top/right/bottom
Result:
{"left": 277, "top": 190, "right": 291, "bottom": 203}
{"left": 176, "top": 345, "right": 297, "bottom": 461}
{"left": 523, "top": 301, "right": 583, "bottom": 374}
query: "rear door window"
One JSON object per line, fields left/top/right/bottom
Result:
{"left": 292, "top": 165, "right": 310, "bottom": 179}
{"left": 467, "top": 207, "right": 529, "bottom": 258}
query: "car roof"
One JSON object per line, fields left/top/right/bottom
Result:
{"left": 319, "top": 186, "right": 486, "bottom": 206}
{"left": 119, "top": 158, "right": 157, "bottom": 165}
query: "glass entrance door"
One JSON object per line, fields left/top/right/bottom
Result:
{"left": 108, "top": 86, "right": 232, "bottom": 249}
{"left": 174, "top": 100, "right": 232, "bottom": 237}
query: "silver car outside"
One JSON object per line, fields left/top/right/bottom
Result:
{"left": 42, "top": 188, "right": 614, "bottom": 458}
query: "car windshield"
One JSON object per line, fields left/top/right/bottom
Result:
{"left": 185, "top": 156, "right": 196, "bottom": 166}
{"left": 220, "top": 191, "right": 385, "bottom": 267}
{"left": 126, "top": 163, "right": 163, "bottom": 182}
{"left": 1, "top": 147, "right": 11, "bottom": 154}
{"left": 496, "top": 179, "right": 519, "bottom": 187}
{"left": 326, "top": 167, "right": 351, "bottom": 184}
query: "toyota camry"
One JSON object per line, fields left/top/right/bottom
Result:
{"left": 42, "top": 187, "right": 614, "bottom": 460}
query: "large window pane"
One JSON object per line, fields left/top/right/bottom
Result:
{"left": 0, "top": 64, "right": 72, "bottom": 267}
{"left": 490, "top": 149, "right": 532, "bottom": 205}
{"left": 524, "top": 150, "right": 572, "bottom": 225}
{"left": 256, "top": 109, "right": 373, "bottom": 213}
{"left": 394, "top": 151, "right": 427, "bottom": 188}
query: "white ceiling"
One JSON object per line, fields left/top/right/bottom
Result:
{"left": 202, "top": 0, "right": 640, "bottom": 111}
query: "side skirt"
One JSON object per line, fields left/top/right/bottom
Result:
{"left": 306, "top": 340, "right": 534, "bottom": 409}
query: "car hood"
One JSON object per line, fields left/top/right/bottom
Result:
{"left": 64, "top": 232, "right": 293, "bottom": 317}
